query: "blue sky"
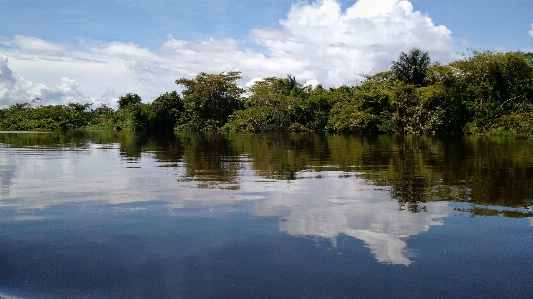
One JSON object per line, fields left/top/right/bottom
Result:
{"left": 1, "top": 0, "right": 532, "bottom": 107}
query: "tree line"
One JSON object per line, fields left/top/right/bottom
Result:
{"left": 1, "top": 49, "right": 533, "bottom": 136}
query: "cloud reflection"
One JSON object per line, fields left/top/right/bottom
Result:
{"left": 240, "top": 172, "right": 450, "bottom": 265}
{"left": 0, "top": 146, "right": 450, "bottom": 265}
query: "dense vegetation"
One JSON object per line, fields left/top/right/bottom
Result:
{"left": 2, "top": 49, "right": 533, "bottom": 136}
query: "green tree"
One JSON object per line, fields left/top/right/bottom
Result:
{"left": 224, "top": 75, "right": 320, "bottom": 132}
{"left": 88, "top": 104, "right": 116, "bottom": 130}
{"left": 391, "top": 48, "right": 431, "bottom": 86}
{"left": 118, "top": 93, "right": 142, "bottom": 109}
{"left": 116, "top": 94, "right": 146, "bottom": 130}
{"left": 450, "top": 50, "right": 533, "bottom": 133}
{"left": 151, "top": 91, "right": 183, "bottom": 130}
{"left": 175, "top": 72, "right": 244, "bottom": 130}
{"left": 326, "top": 79, "right": 396, "bottom": 133}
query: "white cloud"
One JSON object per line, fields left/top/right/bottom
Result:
{"left": 7, "top": 35, "right": 66, "bottom": 53}
{"left": 0, "top": 0, "right": 453, "bottom": 106}
{"left": 529, "top": 23, "right": 533, "bottom": 37}
{"left": 0, "top": 54, "right": 47, "bottom": 106}
{"left": 0, "top": 54, "right": 115, "bottom": 108}
{"left": 261, "top": 0, "right": 453, "bottom": 86}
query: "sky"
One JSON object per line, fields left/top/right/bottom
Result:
{"left": 0, "top": 0, "right": 532, "bottom": 108}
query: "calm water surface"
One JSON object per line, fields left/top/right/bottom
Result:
{"left": 0, "top": 132, "right": 532, "bottom": 298}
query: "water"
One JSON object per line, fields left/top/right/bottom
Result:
{"left": 0, "top": 132, "right": 532, "bottom": 298}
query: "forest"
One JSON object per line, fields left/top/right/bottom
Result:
{"left": 1, "top": 49, "right": 533, "bottom": 137}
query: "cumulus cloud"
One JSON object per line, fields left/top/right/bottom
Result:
{"left": 254, "top": 0, "right": 453, "bottom": 85}
{"left": 0, "top": 0, "right": 454, "bottom": 105}
{"left": 0, "top": 54, "right": 47, "bottom": 106}
{"left": 529, "top": 23, "right": 533, "bottom": 37}
{"left": 0, "top": 54, "right": 116, "bottom": 108}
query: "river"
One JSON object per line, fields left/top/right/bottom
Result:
{"left": 0, "top": 131, "right": 532, "bottom": 298}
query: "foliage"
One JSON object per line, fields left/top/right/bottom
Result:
{"left": 114, "top": 92, "right": 183, "bottom": 131}
{"left": 449, "top": 50, "right": 533, "bottom": 133}
{"left": 175, "top": 71, "right": 244, "bottom": 130}
{"left": 391, "top": 48, "right": 431, "bottom": 86}
{"left": 488, "top": 112, "right": 533, "bottom": 137}
{"left": 224, "top": 75, "right": 322, "bottom": 131}
{"left": 118, "top": 93, "right": 142, "bottom": 109}
{"left": 150, "top": 91, "right": 184, "bottom": 130}
{"left": 223, "top": 105, "right": 291, "bottom": 132}
{"left": 1, "top": 49, "right": 533, "bottom": 137}
{"left": 115, "top": 94, "right": 147, "bottom": 130}
{"left": 0, "top": 102, "right": 93, "bottom": 131}
{"left": 87, "top": 104, "right": 116, "bottom": 130}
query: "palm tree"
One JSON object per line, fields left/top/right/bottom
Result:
{"left": 391, "top": 48, "right": 431, "bottom": 86}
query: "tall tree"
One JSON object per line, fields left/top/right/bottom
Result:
{"left": 175, "top": 72, "right": 244, "bottom": 130}
{"left": 118, "top": 93, "right": 142, "bottom": 109}
{"left": 151, "top": 91, "right": 183, "bottom": 130}
{"left": 391, "top": 48, "right": 431, "bottom": 86}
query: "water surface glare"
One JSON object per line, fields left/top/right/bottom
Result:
{"left": 0, "top": 132, "right": 532, "bottom": 298}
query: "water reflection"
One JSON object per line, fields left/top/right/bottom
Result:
{"left": 242, "top": 172, "right": 450, "bottom": 265}
{"left": 2, "top": 131, "right": 532, "bottom": 212}
{"left": 0, "top": 131, "right": 532, "bottom": 266}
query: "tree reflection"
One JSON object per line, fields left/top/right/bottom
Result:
{"left": 176, "top": 132, "right": 242, "bottom": 189}
{"left": 229, "top": 133, "right": 332, "bottom": 180}
{"left": 0, "top": 131, "right": 92, "bottom": 148}
{"left": 226, "top": 133, "right": 533, "bottom": 215}
{"left": 2, "top": 131, "right": 532, "bottom": 265}
{"left": 1, "top": 131, "right": 533, "bottom": 216}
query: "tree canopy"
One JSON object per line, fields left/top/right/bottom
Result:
{"left": 391, "top": 48, "right": 431, "bottom": 86}
{"left": 118, "top": 93, "right": 142, "bottom": 109}
{"left": 1, "top": 49, "right": 533, "bottom": 137}
{"left": 175, "top": 71, "right": 244, "bottom": 130}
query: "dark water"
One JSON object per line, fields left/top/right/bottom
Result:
{"left": 0, "top": 131, "right": 532, "bottom": 299}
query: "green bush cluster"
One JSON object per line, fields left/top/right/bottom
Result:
{"left": 1, "top": 49, "right": 532, "bottom": 136}
{"left": 0, "top": 103, "right": 94, "bottom": 131}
